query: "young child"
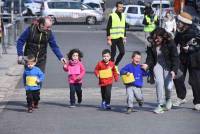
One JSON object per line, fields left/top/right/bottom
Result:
{"left": 94, "top": 49, "right": 119, "bottom": 110}
{"left": 63, "top": 49, "right": 85, "bottom": 107}
{"left": 120, "top": 51, "right": 148, "bottom": 114}
{"left": 23, "top": 55, "right": 45, "bottom": 113}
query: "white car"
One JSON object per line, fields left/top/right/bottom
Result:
{"left": 23, "top": 0, "right": 42, "bottom": 16}
{"left": 41, "top": 0, "right": 104, "bottom": 24}
{"left": 113, "top": 5, "right": 145, "bottom": 27}
{"left": 83, "top": 0, "right": 104, "bottom": 14}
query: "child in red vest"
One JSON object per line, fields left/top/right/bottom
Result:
{"left": 94, "top": 49, "right": 119, "bottom": 110}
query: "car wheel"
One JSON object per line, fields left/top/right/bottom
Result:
{"left": 49, "top": 16, "right": 57, "bottom": 24}
{"left": 86, "top": 16, "right": 96, "bottom": 25}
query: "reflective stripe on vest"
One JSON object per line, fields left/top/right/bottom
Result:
{"left": 144, "top": 15, "right": 158, "bottom": 33}
{"left": 110, "top": 13, "right": 126, "bottom": 39}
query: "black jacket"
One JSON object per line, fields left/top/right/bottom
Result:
{"left": 146, "top": 41, "right": 179, "bottom": 74}
{"left": 174, "top": 26, "right": 196, "bottom": 64}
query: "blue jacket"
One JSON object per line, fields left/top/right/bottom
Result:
{"left": 16, "top": 27, "right": 63, "bottom": 60}
{"left": 23, "top": 66, "right": 45, "bottom": 91}
{"left": 120, "top": 63, "right": 148, "bottom": 87}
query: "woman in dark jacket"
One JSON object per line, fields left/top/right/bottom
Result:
{"left": 143, "top": 27, "right": 179, "bottom": 114}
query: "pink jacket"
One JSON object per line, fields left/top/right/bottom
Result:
{"left": 63, "top": 60, "right": 85, "bottom": 84}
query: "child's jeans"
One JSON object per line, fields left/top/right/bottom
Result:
{"left": 69, "top": 83, "right": 82, "bottom": 105}
{"left": 101, "top": 84, "right": 112, "bottom": 105}
{"left": 126, "top": 86, "right": 143, "bottom": 108}
{"left": 26, "top": 90, "right": 40, "bottom": 108}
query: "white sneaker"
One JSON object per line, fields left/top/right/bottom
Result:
{"left": 194, "top": 104, "right": 200, "bottom": 111}
{"left": 165, "top": 99, "right": 172, "bottom": 110}
{"left": 173, "top": 98, "right": 187, "bottom": 107}
{"left": 153, "top": 105, "right": 165, "bottom": 114}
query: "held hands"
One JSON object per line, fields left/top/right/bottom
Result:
{"left": 17, "top": 56, "right": 26, "bottom": 65}
{"left": 60, "top": 58, "right": 67, "bottom": 65}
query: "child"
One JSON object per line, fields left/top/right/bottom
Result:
{"left": 63, "top": 49, "right": 85, "bottom": 107}
{"left": 94, "top": 49, "right": 119, "bottom": 110}
{"left": 120, "top": 51, "right": 148, "bottom": 114}
{"left": 23, "top": 55, "right": 45, "bottom": 113}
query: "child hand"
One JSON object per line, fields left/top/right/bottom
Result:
{"left": 36, "top": 79, "right": 40, "bottom": 84}
{"left": 126, "top": 72, "right": 131, "bottom": 76}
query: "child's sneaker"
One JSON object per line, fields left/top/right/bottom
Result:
{"left": 173, "top": 98, "right": 187, "bottom": 107}
{"left": 77, "top": 102, "right": 81, "bottom": 107}
{"left": 69, "top": 104, "right": 76, "bottom": 108}
{"left": 153, "top": 105, "right": 165, "bottom": 114}
{"left": 100, "top": 101, "right": 106, "bottom": 109}
{"left": 27, "top": 107, "right": 33, "bottom": 113}
{"left": 105, "top": 104, "right": 111, "bottom": 110}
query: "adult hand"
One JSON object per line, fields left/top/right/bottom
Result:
{"left": 123, "top": 37, "right": 127, "bottom": 45}
{"left": 17, "top": 56, "right": 25, "bottom": 65}
{"left": 60, "top": 58, "right": 67, "bottom": 65}
{"left": 171, "top": 71, "right": 175, "bottom": 79}
{"left": 183, "top": 45, "right": 189, "bottom": 52}
{"left": 107, "top": 36, "right": 112, "bottom": 46}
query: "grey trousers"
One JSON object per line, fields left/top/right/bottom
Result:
{"left": 153, "top": 63, "right": 174, "bottom": 105}
{"left": 126, "top": 86, "right": 143, "bottom": 108}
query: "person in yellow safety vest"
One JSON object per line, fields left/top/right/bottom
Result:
{"left": 107, "top": 1, "right": 127, "bottom": 72}
{"left": 143, "top": 10, "right": 159, "bottom": 33}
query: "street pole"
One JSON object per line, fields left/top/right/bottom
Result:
{"left": 159, "top": 0, "right": 162, "bottom": 27}
{"left": 11, "top": 0, "right": 14, "bottom": 23}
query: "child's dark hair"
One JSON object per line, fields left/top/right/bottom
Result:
{"left": 67, "top": 49, "right": 83, "bottom": 61}
{"left": 132, "top": 51, "right": 141, "bottom": 58}
{"left": 26, "top": 55, "right": 36, "bottom": 62}
{"left": 102, "top": 49, "right": 111, "bottom": 56}
{"left": 116, "top": 1, "right": 123, "bottom": 7}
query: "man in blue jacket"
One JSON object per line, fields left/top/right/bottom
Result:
{"left": 17, "top": 17, "right": 66, "bottom": 72}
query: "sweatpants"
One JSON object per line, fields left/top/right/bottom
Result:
{"left": 26, "top": 90, "right": 40, "bottom": 108}
{"left": 101, "top": 84, "right": 112, "bottom": 105}
{"left": 153, "top": 63, "right": 174, "bottom": 105}
{"left": 111, "top": 38, "right": 125, "bottom": 66}
{"left": 126, "top": 86, "right": 143, "bottom": 108}
{"left": 69, "top": 83, "right": 82, "bottom": 105}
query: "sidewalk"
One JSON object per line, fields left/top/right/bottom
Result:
{"left": 0, "top": 45, "right": 23, "bottom": 110}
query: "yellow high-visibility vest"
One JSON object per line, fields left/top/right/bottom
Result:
{"left": 144, "top": 15, "right": 158, "bottom": 33}
{"left": 110, "top": 13, "right": 126, "bottom": 39}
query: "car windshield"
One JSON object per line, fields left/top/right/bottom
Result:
{"left": 152, "top": 4, "right": 170, "bottom": 8}
{"left": 85, "top": 3, "right": 100, "bottom": 8}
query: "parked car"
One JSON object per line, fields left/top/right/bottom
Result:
{"left": 113, "top": 5, "right": 145, "bottom": 27}
{"left": 41, "top": 0, "right": 104, "bottom": 24}
{"left": 23, "top": 0, "right": 42, "bottom": 16}
{"left": 83, "top": 0, "right": 104, "bottom": 14}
